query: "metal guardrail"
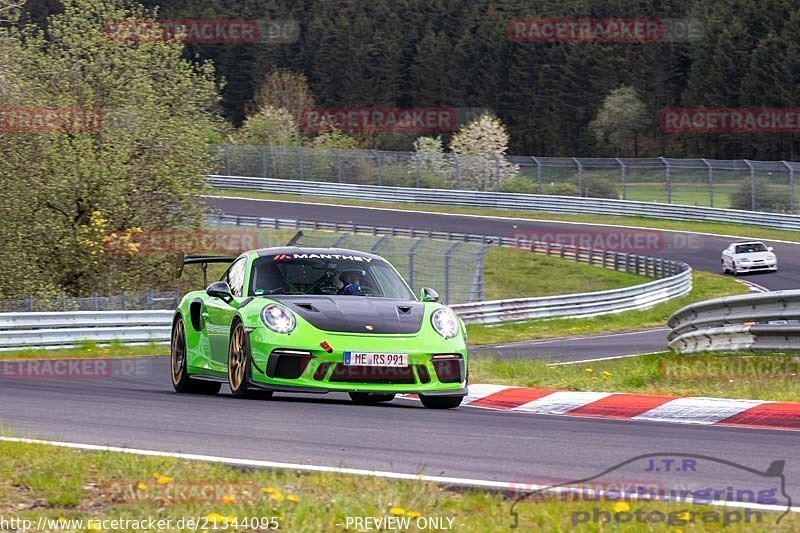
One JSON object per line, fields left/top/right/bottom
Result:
{"left": 207, "top": 175, "right": 800, "bottom": 231}
{"left": 668, "top": 291, "right": 800, "bottom": 353}
{"left": 0, "top": 311, "right": 173, "bottom": 350}
{"left": 0, "top": 219, "right": 691, "bottom": 349}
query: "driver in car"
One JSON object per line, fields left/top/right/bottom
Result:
{"left": 339, "top": 269, "right": 366, "bottom": 295}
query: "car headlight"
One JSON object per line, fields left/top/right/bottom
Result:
{"left": 740, "top": 258, "right": 751, "bottom": 263}
{"left": 261, "top": 304, "right": 296, "bottom": 334}
{"left": 431, "top": 307, "right": 459, "bottom": 339}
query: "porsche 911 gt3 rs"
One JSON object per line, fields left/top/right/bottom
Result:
{"left": 170, "top": 247, "right": 468, "bottom": 408}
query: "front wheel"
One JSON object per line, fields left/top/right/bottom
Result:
{"left": 349, "top": 392, "right": 396, "bottom": 404}
{"left": 419, "top": 395, "right": 463, "bottom": 409}
{"left": 228, "top": 321, "right": 272, "bottom": 400}
{"left": 171, "top": 317, "right": 220, "bottom": 395}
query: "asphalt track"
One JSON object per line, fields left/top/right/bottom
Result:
{"left": 2, "top": 356, "right": 800, "bottom": 507}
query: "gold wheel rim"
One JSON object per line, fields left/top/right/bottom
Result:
{"left": 170, "top": 320, "right": 185, "bottom": 385}
{"left": 229, "top": 325, "right": 247, "bottom": 391}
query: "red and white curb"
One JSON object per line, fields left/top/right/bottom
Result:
{"left": 735, "top": 279, "right": 770, "bottom": 293}
{"left": 409, "top": 384, "right": 800, "bottom": 431}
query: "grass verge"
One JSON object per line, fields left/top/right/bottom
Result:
{"left": 210, "top": 189, "right": 800, "bottom": 244}
{"left": 466, "top": 271, "right": 747, "bottom": 345}
{"left": 0, "top": 440, "right": 789, "bottom": 532}
{"left": 471, "top": 352, "right": 800, "bottom": 403}
{"left": 0, "top": 341, "right": 164, "bottom": 360}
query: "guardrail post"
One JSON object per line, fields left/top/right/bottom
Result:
{"left": 615, "top": 158, "right": 626, "bottom": 200}
{"left": 661, "top": 157, "right": 671, "bottom": 203}
{"left": 443, "top": 242, "right": 461, "bottom": 304}
{"left": 531, "top": 156, "right": 542, "bottom": 193}
{"left": 702, "top": 158, "right": 713, "bottom": 207}
{"left": 224, "top": 145, "right": 232, "bottom": 175}
{"left": 572, "top": 157, "right": 584, "bottom": 196}
{"left": 744, "top": 159, "right": 756, "bottom": 211}
{"left": 783, "top": 161, "right": 795, "bottom": 214}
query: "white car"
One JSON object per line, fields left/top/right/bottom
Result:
{"left": 721, "top": 241, "right": 777, "bottom": 275}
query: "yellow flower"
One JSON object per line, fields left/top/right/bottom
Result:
{"left": 136, "top": 482, "right": 148, "bottom": 491}
{"left": 602, "top": 371, "right": 613, "bottom": 377}
{"left": 613, "top": 502, "right": 631, "bottom": 513}
{"left": 287, "top": 494, "right": 300, "bottom": 503}
{"left": 88, "top": 523, "right": 102, "bottom": 531}
{"left": 405, "top": 511, "right": 421, "bottom": 519}
{"left": 221, "top": 495, "right": 235, "bottom": 504}
{"left": 584, "top": 368, "right": 593, "bottom": 373}
{"left": 151, "top": 472, "right": 160, "bottom": 479}
{"left": 156, "top": 475, "right": 172, "bottom": 485}
{"left": 260, "top": 487, "right": 276, "bottom": 494}
{"left": 271, "top": 491, "right": 285, "bottom": 502}
{"left": 205, "top": 513, "right": 226, "bottom": 523}
{"left": 57, "top": 517, "right": 67, "bottom": 524}
{"left": 389, "top": 507, "right": 405, "bottom": 516}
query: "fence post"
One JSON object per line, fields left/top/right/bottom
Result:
{"left": 443, "top": 242, "right": 461, "bottom": 304}
{"left": 26, "top": 295, "right": 33, "bottom": 312}
{"left": 93, "top": 292, "right": 99, "bottom": 311}
{"left": 336, "top": 150, "right": 343, "bottom": 183}
{"left": 297, "top": 146, "right": 306, "bottom": 181}
{"left": 453, "top": 154, "right": 461, "bottom": 189}
{"left": 572, "top": 157, "right": 584, "bottom": 196}
{"left": 260, "top": 146, "right": 268, "bottom": 178}
{"left": 224, "top": 145, "right": 232, "bottom": 175}
{"left": 374, "top": 151, "right": 383, "bottom": 186}
{"left": 408, "top": 238, "right": 426, "bottom": 291}
{"left": 415, "top": 157, "right": 421, "bottom": 188}
{"left": 782, "top": 161, "right": 795, "bottom": 214}
{"left": 531, "top": 156, "right": 542, "bottom": 193}
{"left": 661, "top": 157, "right": 671, "bottom": 203}
{"left": 471, "top": 243, "right": 493, "bottom": 302}
{"left": 702, "top": 158, "right": 713, "bottom": 207}
{"left": 120, "top": 291, "right": 126, "bottom": 310}
{"left": 146, "top": 288, "right": 153, "bottom": 309}
{"left": 744, "top": 159, "right": 755, "bottom": 211}
{"left": 493, "top": 155, "right": 501, "bottom": 192}
{"left": 615, "top": 158, "right": 626, "bottom": 200}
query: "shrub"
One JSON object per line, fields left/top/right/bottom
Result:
{"left": 729, "top": 178, "right": 792, "bottom": 212}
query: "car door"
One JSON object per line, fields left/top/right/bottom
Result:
{"left": 206, "top": 257, "right": 248, "bottom": 373}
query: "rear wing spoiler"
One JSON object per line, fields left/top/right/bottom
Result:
{"left": 176, "top": 254, "right": 238, "bottom": 285}
{"left": 174, "top": 231, "right": 304, "bottom": 285}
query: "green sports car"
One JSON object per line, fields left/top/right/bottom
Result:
{"left": 170, "top": 247, "right": 468, "bottom": 408}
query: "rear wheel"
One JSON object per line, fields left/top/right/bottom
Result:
{"left": 349, "top": 392, "right": 396, "bottom": 404}
{"left": 228, "top": 321, "right": 272, "bottom": 400}
{"left": 171, "top": 317, "right": 220, "bottom": 395}
{"left": 419, "top": 395, "right": 463, "bottom": 409}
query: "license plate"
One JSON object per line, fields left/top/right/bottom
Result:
{"left": 344, "top": 351, "right": 408, "bottom": 367}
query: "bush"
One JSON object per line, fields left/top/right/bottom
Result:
{"left": 542, "top": 183, "right": 580, "bottom": 196}
{"left": 580, "top": 176, "right": 620, "bottom": 199}
{"left": 729, "top": 179, "right": 792, "bottom": 212}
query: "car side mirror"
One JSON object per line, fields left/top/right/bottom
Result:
{"left": 206, "top": 281, "right": 234, "bottom": 303}
{"left": 768, "top": 246, "right": 774, "bottom": 252}
{"left": 420, "top": 287, "right": 439, "bottom": 302}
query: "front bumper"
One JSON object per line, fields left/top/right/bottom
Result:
{"left": 735, "top": 261, "right": 777, "bottom": 273}
{"left": 247, "top": 330, "right": 468, "bottom": 396}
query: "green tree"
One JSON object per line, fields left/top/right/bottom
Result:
{"left": 589, "top": 86, "right": 648, "bottom": 156}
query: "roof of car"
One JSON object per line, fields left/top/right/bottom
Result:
{"left": 251, "top": 247, "right": 385, "bottom": 261}
{"left": 730, "top": 241, "right": 767, "bottom": 246}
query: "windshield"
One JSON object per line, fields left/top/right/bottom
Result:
{"left": 735, "top": 243, "right": 768, "bottom": 254}
{"left": 249, "top": 254, "right": 415, "bottom": 299}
